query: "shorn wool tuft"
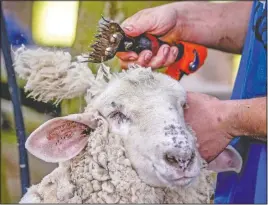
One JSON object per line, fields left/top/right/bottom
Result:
{"left": 13, "top": 45, "right": 94, "bottom": 105}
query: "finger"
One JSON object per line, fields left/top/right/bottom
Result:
{"left": 163, "top": 46, "right": 179, "bottom": 67}
{"left": 119, "top": 50, "right": 153, "bottom": 70}
{"left": 136, "top": 50, "right": 153, "bottom": 67}
{"left": 147, "top": 45, "right": 170, "bottom": 69}
{"left": 121, "top": 10, "right": 156, "bottom": 37}
{"left": 116, "top": 51, "right": 138, "bottom": 61}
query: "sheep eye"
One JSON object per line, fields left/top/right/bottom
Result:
{"left": 165, "top": 154, "right": 178, "bottom": 164}
{"left": 109, "top": 111, "right": 125, "bottom": 119}
{"left": 108, "top": 111, "right": 129, "bottom": 124}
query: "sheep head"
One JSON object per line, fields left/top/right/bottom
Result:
{"left": 14, "top": 48, "right": 242, "bottom": 188}
{"left": 84, "top": 64, "right": 242, "bottom": 187}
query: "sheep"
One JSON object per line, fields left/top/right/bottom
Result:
{"left": 13, "top": 46, "right": 243, "bottom": 203}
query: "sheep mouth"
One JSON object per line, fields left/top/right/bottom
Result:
{"left": 171, "top": 177, "right": 194, "bottom": 186}
{"left": 162, "top": 174, "right": 195, "bottom": 187}
{"left": 153, "top": 165, "right": 195, "bottom": 187}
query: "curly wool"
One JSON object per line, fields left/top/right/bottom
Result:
{"left": 20, "top": 110, "right": 216, "bottom": 204}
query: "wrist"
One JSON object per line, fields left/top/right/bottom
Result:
{"left": 173, "top": 2, "right": 220, "bottom": 45}
{"left": 220, "top": 100, "right": 239, "bottom": 138}
{"left": 173, "top": 1, "right": 252, "bottom": 54}
{"left": 220, "top": 98, "right": 267, "bottom": 138}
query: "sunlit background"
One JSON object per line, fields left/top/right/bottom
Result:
{"left": 32, "top": 1, "right": 79, "bottom": 47}
{"left": 1, "top": 1, "right": 241, "bottom": 203}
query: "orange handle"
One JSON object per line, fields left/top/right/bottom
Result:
{"left": 165, "top": 42, "right": 207, "bottom": 80}
{"left": 125, "top": 33, "right": 207, "bottom": 80}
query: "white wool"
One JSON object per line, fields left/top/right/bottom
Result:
{"left": 20, "top": 111, "right": 216, "bottom": 203}
{"left": 87, "top": 63, "right": 112, "bottom": 100}
{"left": 13, "top": 45, "right": 95, "bottom": 105}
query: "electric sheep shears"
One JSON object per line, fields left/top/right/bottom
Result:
{"left": 81, "top": 16, "right": 208, "bottom": 80}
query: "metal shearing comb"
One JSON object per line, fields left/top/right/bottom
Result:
{"left": 81, "top": 16, "right": 208, "bottom": 80}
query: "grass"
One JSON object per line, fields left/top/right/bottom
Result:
{"left": 0, "top": 131, "right": 17, "bottom": 203}
{"left": 1, "top": 157, "right": 11, "bottom": 203}
{"left": 1, "top": 130, "right": 17, "bottom": 144}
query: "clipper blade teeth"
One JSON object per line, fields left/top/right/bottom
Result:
{"left": 95, "top": 33, "right": 102, "bottom": 38}
{"left": 100, "top": 22, "right": 109, "bottom": 28}
{"left": 84, "top": 16, "right": 124, "bottom": 63}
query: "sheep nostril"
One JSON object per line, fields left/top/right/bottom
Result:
{"left": 164, "top": 150, "right": 196, "bottom": 169}
{"left": 164, "top": 153, "right": 178, "bottom": 165}
{"left": 181, "top": 151, "right": 196, "bottom": 169}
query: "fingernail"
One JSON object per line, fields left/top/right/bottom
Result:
{"left": 123, "top": 25, "right": 133, "bottom": 32}
{"left": 128, "top": 56, "right": 136, "bottom": 61}
{"left": 163, "top": 47, "right": 170, "bottom": 56}
{"left": 144, "top": 52, "right": 152, "bottom": 62}
{"left": 172, "top": 48, "right": 178, "bottom": 57}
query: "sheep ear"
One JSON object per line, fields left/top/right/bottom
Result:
{"left": 25, "top": 113, "right": 104, "bottom": 163}
{"left": 207, "top": 145, "right": 243, "bottom": 173}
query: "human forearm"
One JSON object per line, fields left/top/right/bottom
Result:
{"left": 174, "top": 1, "right": 253, "bottom": 54}
{"left": 222, "top": 97, "right": 267, "bottom": 139}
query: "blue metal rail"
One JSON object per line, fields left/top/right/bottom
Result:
{"left": 1, "top": 8, "right": 30, "bottom": 196}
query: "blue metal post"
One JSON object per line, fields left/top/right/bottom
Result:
{"left": 1, "top": 8, "right": 30, "bottom": 195}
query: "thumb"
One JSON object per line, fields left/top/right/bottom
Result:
{"left": 121, "top": 15, "right": 155, "bottom": 37}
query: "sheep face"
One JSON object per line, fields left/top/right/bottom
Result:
{"left": 88, "top": 66, "right": 201, "bottom": 187}
{"left": 23, "top": 63, "right": 242, "bottom": 191}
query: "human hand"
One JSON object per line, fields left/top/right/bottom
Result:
{"left": 116, "top": 3, "right": 188, "bottom": 70}
{"left": 116, "top": 1, "right": 252, "bottom": 69}
{"left": 183, "top": 92, "right": 233, "bottom": 162}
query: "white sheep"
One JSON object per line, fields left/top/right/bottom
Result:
{"left": 13, "top": 46, "right": 243, "bottom": 203}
